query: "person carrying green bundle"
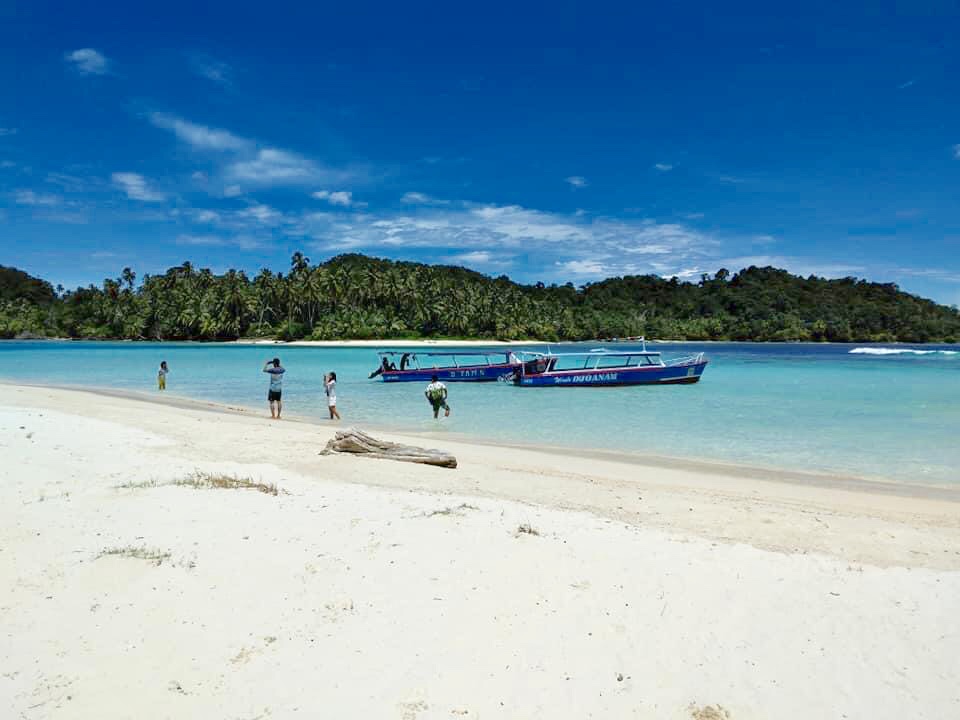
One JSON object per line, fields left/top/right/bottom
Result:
{"left": 424, "top": 374, "right": 450, "bottom": 419}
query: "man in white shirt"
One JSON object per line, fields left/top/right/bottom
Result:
{"left": 424, "top": 374, "right": 450, "bottom": 419}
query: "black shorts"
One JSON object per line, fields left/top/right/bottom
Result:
{"left": 268, "top": 390, "right": 282, "bottom": 401}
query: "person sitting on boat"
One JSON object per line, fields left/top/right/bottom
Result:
{"left": 424, "top": 374, "right": 451, "bottom": 419}
{"left": 400, "top": 353, "right": 410, "bottom": 371}
{"left": 369, "top": 356, "right": 394, "bottom": 379}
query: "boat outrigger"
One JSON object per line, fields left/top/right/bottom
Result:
{"left": 510, "top": 345, "right": 707, "bottom": 387}
{"left": 369, "top": 350, "right": 520, "bottom": 382}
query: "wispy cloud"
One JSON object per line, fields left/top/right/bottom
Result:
{"left": 112, "top": 172, "right": 165, "bottom": 202}
{"left": 149, "top": 112, "right": 249, "bottom": 151}
{"left": 299, "top": 202, "right": 715, "bottom": 283}
{"left": 227, "top": 148, "right": 323, "bottom": 185}
{"left": 897, "top": 79, "right": 915, "bottom": 90}
{"left": 0, "top": 128, "right": 17, "bottom": 137}
{"left": 190, "top": 54, "right": 232, "bottom": 86}
{"left": 176, "top": 233, "right": 264, "bottom": 250}
{"left": 401, "top": 191, "right": 448, "bottom": 205}
{"left": 14, "top": 189, "right": 62, "bottom": 207}
{"left": 556, "top": 259, "right": 605, "bottom": 275}
{"left": 565, "top": 176, "right": 587, "bottom": 188}
{"left": 719, "top": 175, "right": 744, "bottom": 184}
{"left": 451, "top": 250, "right": 512, "bottom": 268}
{"left": 954, "top": 144, "right": 960, "bottom": 159}
{"left": 147, "top": 111, "right": 358, "bottom": 189}
{"left": 312, "top": 190, "right": 355, "bottom": 207}
{"left": 654, "top": 163, "right": 673, "bottom": 172}
{"left": 236, "top": 203, "right": 282, "bottom": 225}
{"left": 65, "top": 48, "right": 109, "bottom": 75}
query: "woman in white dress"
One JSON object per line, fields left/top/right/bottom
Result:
{"left": 324, "top": 372, "right": 341, "bottom": 420}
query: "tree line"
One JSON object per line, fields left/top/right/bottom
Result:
{"left": 1, "top": 254, "right": 958, "bottom": 342}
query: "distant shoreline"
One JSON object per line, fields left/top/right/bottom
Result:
{"left": 4, "top": 337, "right": 959, "bottom": 347}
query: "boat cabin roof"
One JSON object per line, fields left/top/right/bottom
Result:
{"left": 377, "top": 350, "right": 512, "bottom": 357}
{"left": 518, "top": 349, "right": 661, "bottom": 358}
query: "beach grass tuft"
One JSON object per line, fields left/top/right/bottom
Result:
{"left": 114, "top": 479, "right": 161, "bottom": 489}
{"left": 425, "top": 503, "right": 479, "bottom": 517}
{"left": 516, "top": 522, "right": 540, "bottom": 537}
{"left": 98, "top": 545, "right": 172, "bottom": 566}
{"left": 689, "top": 704, "right": 732, "bottom": 720}
{"left": 114, "top": 472, "right": 279, "bottom": 495}
{"left": 174, "top": 471, "right": 278, "bottom": 496}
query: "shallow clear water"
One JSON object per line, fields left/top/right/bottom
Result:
{"left": 1, "top": 340, "right": 958, "bottom": 485}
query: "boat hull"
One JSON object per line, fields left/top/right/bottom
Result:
{"left": 515, "top": 360, "right": 708, "bottom": 387}
{"left": 382, "top": 363, "right": 516, "bottom": 382}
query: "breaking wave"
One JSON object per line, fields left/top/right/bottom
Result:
{"left": 849, "top": 347, "right": 958, "bottom": 356}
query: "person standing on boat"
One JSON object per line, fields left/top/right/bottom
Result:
{"left": 263, "top": 358, "right": 285, "bottom": 420}
{"left": 157, "top": 360, "right": 168, "bottom": 391}
{"left": 325, "top": 371, "right": 341, "bottom": 420}
{"left": 425, "top": 374, "right": 450, "bottom": 419}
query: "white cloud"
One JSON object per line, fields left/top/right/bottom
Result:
{"left": 451, "top": 250, "right": 512, "bottom": 268}
{"left": 401, "top": 191, "right": 448, "bottom": 205}
{"left": 193, "top": 209, "right": 221, "bottom": 223}
{"left": 149, "top": 113, "right": 249, "bottom": 151}
{"left": 176, "top": 233, "right": 264, "bottom": 250}
{"left": 146, "top": 111, "right": 359, "bottom": 190}
{"left": 0, "top": 128, "right": 16, "bottom": 137}
{"left": 954, "top": 144, "right": 960, "bottom": 159}
{"left": 565, "top": 176, "right": 587, "bottom": 188}
{"left": 227, "top": 148, "right": 321, "bottom": 184}
{"left": 654, "top": 163, "right": 673, "bottom": 172}
{"left": 191, "top": 55, "right": 232, "bottom": 86}
{"left": 14, "top": 190, "right": 61, "bottom": 206}
{"left": 683, "top": 212, "right": 705, "bottom": 220}
{"left": 312, "top": 189, "right": 354, "bottom": 207}
{"left": 111, "top": 172, "right": 165, "bottom": 202}
{"left": 556, "top": 259, "right": 606, "bottom": 275}
{"left": 237, "top": 203, "right": 281, "bottom": 225}
{"left": 176, "top": 234, "right": 225, "bottom": 246}
{"left": 301, "top": 202, "right": 714, "bottom": 284}
{"left": 65, "top": 48, "right": 109, "bottom": 75}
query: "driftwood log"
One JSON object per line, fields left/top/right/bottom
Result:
{"left": 320, "top": 428, "right": 457, "bottom": 469}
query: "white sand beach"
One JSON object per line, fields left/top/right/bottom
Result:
{"left": 2, "top": 385, "right": 959, "bottom": 719}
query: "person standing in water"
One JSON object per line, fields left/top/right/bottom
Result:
{"left": 424, "top": 374, "right": 450, "bottom": 419}
{"left": 325, "top": 371, "right": 341, "bottom": 420}
{"left": 157, "top": 361, "right": 168, "bottom": 391}
{"left": 263, "top": 358, "right": 285, "bottom": 419}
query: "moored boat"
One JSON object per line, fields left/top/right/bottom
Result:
{"left": 369, "top": 350, "right": 519, "bottom": 382}
{"left": 510, "top": 346, "right": 707, "bottom": 386}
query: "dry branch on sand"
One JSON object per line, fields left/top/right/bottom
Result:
{"left": 320, "top": 428, "right": 458, "bottom": 469}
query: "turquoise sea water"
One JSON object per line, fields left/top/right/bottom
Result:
{"left": 1, "top": 341, "right": 958, "bottom": 485}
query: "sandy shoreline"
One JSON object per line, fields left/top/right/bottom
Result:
{"left": 3, "top": 385, "right": 959, "bottom": 718}
{"left": 18, "top": 380, "right": 960, "bottom": 503}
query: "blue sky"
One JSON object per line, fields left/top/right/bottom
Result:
{"left": 1, "top": 0, "right": 959, "bottom": 305}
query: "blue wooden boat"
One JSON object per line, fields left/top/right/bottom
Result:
{"left": 369, "top": 350, "right": 519, "bottom": 382}
{"left": 510, "top": 346, "right": 707, "bottom": 387}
